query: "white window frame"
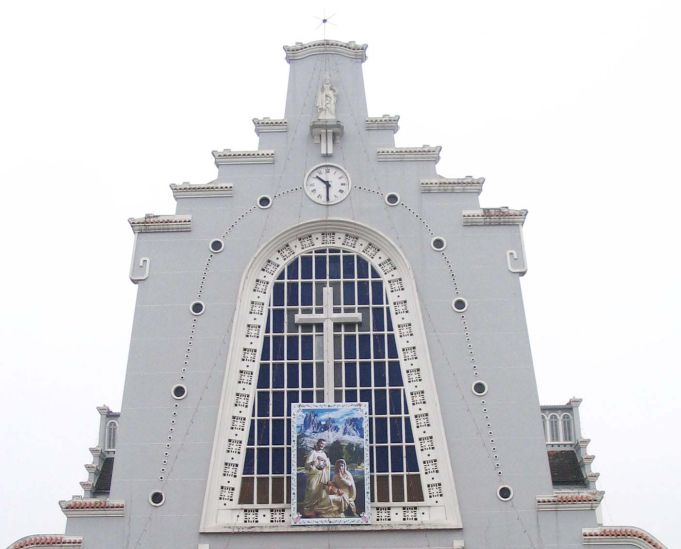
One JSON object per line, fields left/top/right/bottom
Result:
{"left": 200, "top": 219, "right": 462, "bottom": 532}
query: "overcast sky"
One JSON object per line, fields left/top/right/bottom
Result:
{"left": 1, "top": 1, "right": 679, "bottom": 547}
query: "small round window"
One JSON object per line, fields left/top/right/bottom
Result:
{"left": 149, "top": 491, "right": 165, "bottom": 506}
{"left": 452, "top": 297, "right": 468, "bottom": 312}
{"left": 497, "top": 485, "right": 513, "bottom": 501}
{"left": 431, "top": 237, "right": 447, "bottom": 251}
{"left": 257, "top": 195, "right": 272, "bottom": 209}
{"left": 190, "top": 301, "right": 205, "bottom": 316}
{"left": 472, "top": 381, "right": 488, "bottom": 396}
{"left": 209, "top": 239, "right": 224, "bottom": 253}
{"left": 172, "top": 384, "right": 187, "bottom": 400}
{"left": 384, "top": 192, "right": 401, "bottom": 206}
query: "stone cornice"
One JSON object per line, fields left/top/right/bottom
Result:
{"left": 377, "top": 146, "right": 441, "bottom": 162}
{"left": 212, "top": 149, "right": 275, "bottom": 166}
{"left": 60, "top": 498, "right": 125, "bottom": 518}
{"left": 366, "top": 115, "right": 400, "bottom": 132}
{"left": 170, "top": 182, "right": 234, "bottom": 198}
{"left": 128, "top": 214, "right": 192, "bottom": 233}
{"left": 8, "top": 535, "right": 83, "bottom": 548}
{"left": 583, "top": 527, "right": 667, "bottom": 548}
{"left": 537, "top": 491, "right": 604, "bottom": 511}
{"left": 462, "top": 207, "right": 528, "bottom": 226}
{"left": 421, "top": 176, "right": 484, "bottom": 193}
{"left": 284, "top": 40, "right": 367, "bottom": 62}
{"left": 253, "top": 118, "right": 288, "bottom": 134}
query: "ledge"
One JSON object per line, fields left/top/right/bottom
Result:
{"left": 212, "top": 149, "right": 274, "bottom": 166}
{"left": 462, "top": 207, "right": 528, "bottom": 226}
{"left": 421, "top": 176, "right": 484, "bottom": 193}
{"left": 366, "top": 115, "right": 400, "bottom": 132}
{"left": 8, "top": 535, "right": 83, "bottom": 548}
{"left": 170, "top": 182, "right": 233, "bottom": 198}
{"left": 583, "top": 526, "right": 667, "bottom": 548}
{"left": 537, "top": 491, "right": 603, "bottom": 511}
{"left": 253, "top": 118, "right": 288, "bottom": 134}
{"left": 60, "top": 498, "right": 125, "bottom": 517}
{"left": 284, "top": 40, "right": 367, "bottom": 62}
{"left": 377, "top": 146, "right": 441, "bottom": 162}
{"left": 128, "top": 214, "right": 192, "bottom": 233}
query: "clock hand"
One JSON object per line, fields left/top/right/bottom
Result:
{"left": 325, "top": 184, "right": 330, "bottom": 202}
{"left": 315, "top": 175, "right": 331, "bottom": 186}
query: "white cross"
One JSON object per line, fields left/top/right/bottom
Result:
{"left": 295, "top": 286, "right": 361, "bottom": 401}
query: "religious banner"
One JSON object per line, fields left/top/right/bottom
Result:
{"left": 291, "top": 403, "right": 370, "bottom": 525}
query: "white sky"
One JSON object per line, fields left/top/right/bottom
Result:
{"left": 1, "top": 1, "right": 679, "bottom": 547}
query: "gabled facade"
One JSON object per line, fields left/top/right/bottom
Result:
{"left": 10, "top": 40, "right": 666, "bottom": 549}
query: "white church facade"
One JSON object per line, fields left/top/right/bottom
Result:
{"left": 9, "top": 40, "right": 666, "bottom": 549}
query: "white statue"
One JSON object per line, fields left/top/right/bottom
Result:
{"left": 316, "top": 77, "right": 337, "bottom": 120}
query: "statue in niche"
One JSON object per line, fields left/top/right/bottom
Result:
{"left": 316, "top": 77, "right": 337, "bottom": 120}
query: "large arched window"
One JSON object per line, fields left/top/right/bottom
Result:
{"left": 202, "top": 222, "right": 461, "bottom": 531}
{"left": 237, "top": 248, "right": 423, "bottom": 506}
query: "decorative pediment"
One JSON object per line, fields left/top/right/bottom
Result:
{"left": 421, "top": 177, "right": 484, "bottom": 193}
{"left": 253, "top": 118, "right": 288, "bottom": 134}
{"left": 170, "top": 182, "right": 233, "bottom": 198}
{"left": 284, "top": 40, "right": 368, "bottom": 62}
{"left": 366, "top": 116, "right": 400, "bottom": 132}
{"left": 128, "top": 214, "right": 191, "bottom": 233}
{"left": 377, "top": 146, "right": 441, "bottom": 162}
{"left": 462, "top": 207, "right": 528, "bottom": 226}
{"left": 8, "top": 535, "right": 83, "bottom": 548}
{"left": 212, "top": 149, "right": 275, "bottom": 166}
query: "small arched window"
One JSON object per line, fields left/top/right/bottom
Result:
{"left": 561, "top": 413, "right": 573, "bottom": 442}
{"left": 105, "top": 420, "right": 118, "bottom": 451}
{"left": 548, "top": 414, "right": 560, "bottom": 442}
{"left": 541, "top": 414, "right": 548, "bottom": 441}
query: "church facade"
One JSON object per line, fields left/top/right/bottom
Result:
{"left": 10, "top": 40, "right": 666, "bottom": 549}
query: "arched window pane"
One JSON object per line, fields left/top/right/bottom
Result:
{"left": 549, "top": 415, "right": 560, "bottom": 442}
{"left": 105, "top": 421, "right": 117, "bottom": 451}
{"left": 239, "top": 248, "right": 423, "bottom": 505}
{"left": 561, "top": 414, "right": 573, "bottom": 442}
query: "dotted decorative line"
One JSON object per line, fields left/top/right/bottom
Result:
{"left": 355, "top": 186, "right": 503, "bottom": 478}
{"left": 158, "top": 190, "right": 299, "bottom": 479}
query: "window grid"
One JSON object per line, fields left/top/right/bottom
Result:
{"left": 239, "top": 248, "right": 423, "bottom": 506}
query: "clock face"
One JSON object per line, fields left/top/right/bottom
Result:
{"left": 304, "top": 163, "right": 351, "bottom": 205}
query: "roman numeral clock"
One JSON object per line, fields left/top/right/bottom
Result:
{"left": 304, "top": 163, "right": 351, "bottom": 205}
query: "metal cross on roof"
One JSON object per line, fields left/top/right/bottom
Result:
{"left": 314, "top": 11, "right": 336, "bottom": 40}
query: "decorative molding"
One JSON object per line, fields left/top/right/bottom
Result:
{"left": 129, "top": 257, "right": 150, "bottom": 283}
{"left": 462, "top": 207, "right": 528, "bottom": 226}
{"left": 252, "top": 118, "right": 288, "bottom": 134}
{"left": 212, "top": 149, "right": 274, "bottom": 166}
{"left": 60, "top": 498, "right": 125, "bottom": 517}
{"left": 536, "top": 491, "right": 604, "bottom": 511}
{"left": 283, "top": 40, "right": 367, "bottom": 62}
{"left": 201, "top": 219, "right": 462, "bottom": 533}
{"left": 420, "top": 177, "right": 484, "bottom": 193}
{"left": 579, "top": 438, "right": 591, "bottom": 449}
{"left": 128, "top": 214, "right": 192, "bottom": 233}
{"left": 8, "top": 535, "right": 83, "bottom": 548}
{"left": 583, "top": 527, "right": 667, "bottom": 549}
{"left": 366, "top": 115, "right": 400, "bottom": 132}
{"left": 170, "top": 182, "right": 234, "bottom": 198}
{"left": 377, "top": 146, "right": 441, "bottom": 163}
